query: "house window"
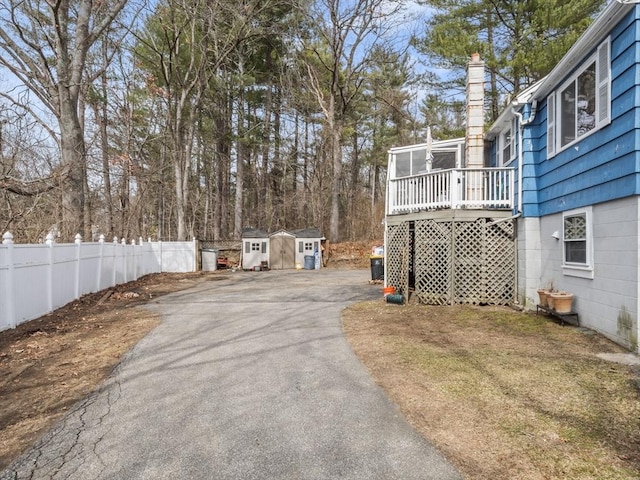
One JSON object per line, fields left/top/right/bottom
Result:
{"left": 547, "top": 37, "right": 610, "bottom": 157}
{"left": 560, "top": 62, "right": 596, "bottom": 147}
{"left": 251, "top": 242, "right": 261, "bottom": 252}
{"left": 499, "top": 119, "right": 515, "bottom": 166}
{"left": 562, "top": 207, "right": 593, "bottom": 279}
{"left": 304, "top": 242, "right": 313, "bottom": 251}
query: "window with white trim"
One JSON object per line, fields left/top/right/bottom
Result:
{"left": 394, "top": 148, "right": 428, "bottom": 177}
{"left": 499, "top": 119, "right": 516, "bottom": 166}
{"left": 562, "top": 207, "right": 593, "bottom": 278}
{"left": 298, "top": 241, "right": 314, "bottom": 253}
{"left": 547, "top": 37, "right": 610, "bottom": 158}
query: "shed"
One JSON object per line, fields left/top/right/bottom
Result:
{"left": 269, "top": 229, "right": 296, "bottom": 270}
{"left": 261, "top": 228, "right": 325, "bottom": 270}
{"left": 241, "top": 228, "right": 269, "bottom": 270}
{"left": 291, "top": 228, "right": 324, "bottom": 270}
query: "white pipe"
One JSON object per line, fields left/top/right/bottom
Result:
{"left": 487, "top": 213, "right": 521, "bottom": 226}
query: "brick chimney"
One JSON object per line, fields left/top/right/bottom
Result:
{"left": 465, "top": 53, "right": 485, "bottom": 168}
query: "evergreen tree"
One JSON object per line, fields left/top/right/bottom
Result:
{"left": 415, "top": 0, "right": 606, "bottom": 123}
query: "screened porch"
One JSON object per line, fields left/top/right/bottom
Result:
{"left": 386, "top": 140, "right": 515, "bottom": 215}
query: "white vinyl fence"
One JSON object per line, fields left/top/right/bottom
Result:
{"left": 0, "top": 232, "right": 197, "bottom": 331}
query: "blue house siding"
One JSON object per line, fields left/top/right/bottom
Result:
{"left": 482, "top": 3, "right": 640, "bottom": 351}
{"left": 533, "top": 9, "right": 640, "bottom": 218}
{"left": 521, "top": 102, "right": 545, "bottom": 218}
{"left": 489, "top": 139, "right": 498, "bottom": 168}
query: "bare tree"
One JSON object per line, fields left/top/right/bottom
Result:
{"left": 0, "top": 0, "right": 144, "bottom": 240}
{"left": 299, "top": 0, "right": 404, "bottom": 242}
{"left": 0, "top": 101, "right": 63, "bottom": 240}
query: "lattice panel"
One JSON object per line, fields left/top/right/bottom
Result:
{"left": 414, "top": 220, "right": 452, "bottom": 305}
{"left": 453, "top": 219, "right": 486, "bottom": 305}
{"left": 385, "top": 223, "right": 409, "bottom": 301}
{"left": 389, "top": 216, "right": 516, "bottom": 306}
{"left": 485, "top": 220, "right": 515, "bottom": 305}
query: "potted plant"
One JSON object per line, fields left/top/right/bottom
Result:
{"left": 549, "top": 291, "right": 574, "bottom": 313}
{"left": 537, "top": 288, "right": 550, "bottom": 307}
{"left": 537, "top": 282, "right": 554, "bottom": 307}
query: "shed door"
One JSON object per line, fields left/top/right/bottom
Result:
{"left": 270, "top": 236, "right": 295, "bottom": 269}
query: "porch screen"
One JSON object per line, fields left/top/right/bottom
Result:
{"left": 395, "top": 149, "right": 428, "bottom": 177}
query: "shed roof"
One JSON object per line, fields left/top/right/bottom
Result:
{"left": 291, "top": 227, "right": 323, "bottom": 238}
{"left": 242, "top": 227, "right": 269, "bottom": 238}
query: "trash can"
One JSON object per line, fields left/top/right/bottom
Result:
{"left": 370, "top": 256, "right": 384, "bottom": 280}
{"left": 201, "top": 249, "right": 217, "bottom": 271}
{"left": 304, "top": 255, "right": 315, "bottom": 270}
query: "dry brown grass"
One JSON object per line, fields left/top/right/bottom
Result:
{"left": 343, "top": 302, "right": 640, "bottom": 480}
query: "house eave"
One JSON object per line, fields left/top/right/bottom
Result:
{"left": 532, "top": 1, "right": 635, "bottom": 101}
{"left": 486, "top": 2, "right": 635, "bottom": 140}
{"left": 486, "top": 79, "right": 545, "bottom": 140}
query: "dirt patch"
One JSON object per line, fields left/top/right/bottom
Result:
{"left": 343, "top": 302, "right": 640, "bottom": 480}
{"left": 0, "top": 271, "right": 218, "bottom": 470}
{"left": 325, "top": 240, "right": 382, "bottom": 269}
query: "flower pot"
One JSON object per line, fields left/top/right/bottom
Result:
{"left": 550, "top": 292, "right": 574, "bottom": 314}
{"left": 537, "top": 289, "right": 550, "bottom": 307}
{"left": 547, "top": 293, "right": 556, "bottom": 310}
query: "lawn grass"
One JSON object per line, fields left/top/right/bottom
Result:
{"left": 343, "top": 302, "right": 640, "bottom": 480}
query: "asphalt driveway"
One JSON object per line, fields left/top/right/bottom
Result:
{"left": 2, "top": 269, "right": 462, "bottom": 479}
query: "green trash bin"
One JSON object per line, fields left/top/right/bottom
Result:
{"left": 370, "top": 256, "right": 384, "bottom": 280}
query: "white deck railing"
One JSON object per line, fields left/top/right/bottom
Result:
{"left": 387, "top": 168, "right": 514, "bottom": 215}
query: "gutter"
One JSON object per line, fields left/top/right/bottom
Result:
{"left": 512, "top": 100, "right": 538, "bottom": 214}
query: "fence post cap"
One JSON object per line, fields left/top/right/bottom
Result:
{"left": 2, "top": 231, "right": 13, "bottom": 244}
{"left": 99, "top": 234, "right": 105, "bottom": 243}
{"left": 45, "top": 232, "right": 55, "bottom": 245}
{"left": 113, "top": 236, "right": 118, "bottom": 244}
{"left": 75, "top": 233, "right": 82, "bottom": 244}
{"left": 121, "top": 238, "right": 126, "bottom": 245}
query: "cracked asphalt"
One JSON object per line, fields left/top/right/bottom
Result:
{"left": 1, "top": 269, "right": 462, "bottom": 480}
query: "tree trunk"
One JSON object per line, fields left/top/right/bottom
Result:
{"left": 329, "top": 91, "right": 342, "bottom": 243}
{"left": 261, "top": 83, "right": 273, "bottom": 230}
{"left": 348, "top": 128, "right": 360, "bottom": 241}
{"left": 235, "top": 87, "right": 246, "bottom": 240}
{"left": 59, "top": 101, "right": 85, "bottom": 240}
{"left": 486, "top": 10, "right": 500, "bottom": 122}
{"left": 98, "top": 68, "right": 113, "bottom": 238}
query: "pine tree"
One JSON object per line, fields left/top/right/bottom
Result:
{"left": 415, "top": 0, "right": 606, "bottom": 123}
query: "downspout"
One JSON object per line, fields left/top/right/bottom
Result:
{"left": 511, "top": 99, "right": 538, "bottom": 214}
{"left": 510, "top": 100, "right": 538, "bottom": 307}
